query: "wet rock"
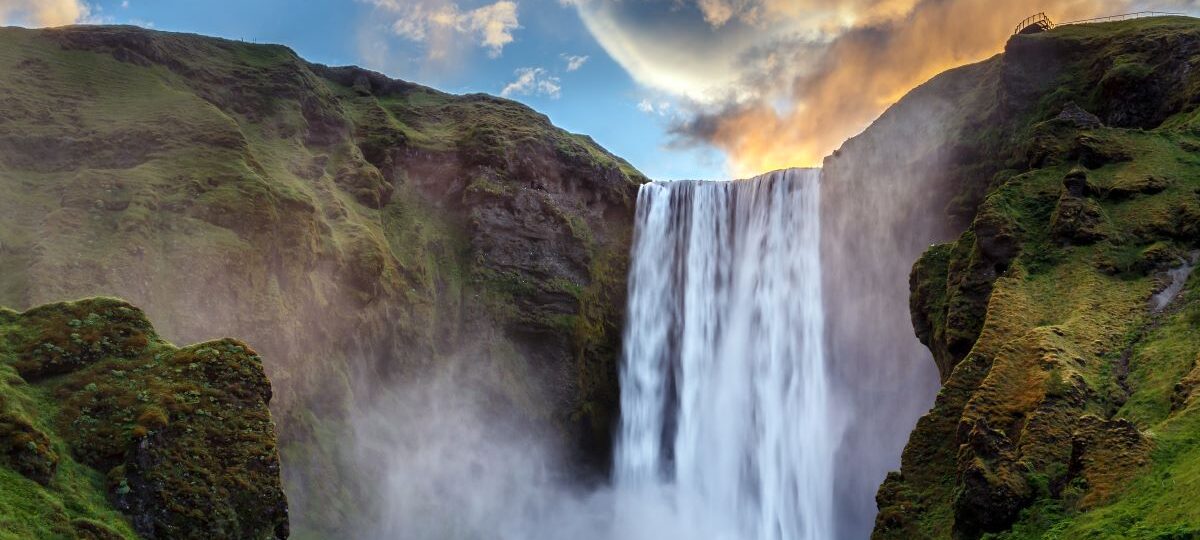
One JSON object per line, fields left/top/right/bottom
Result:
{"left": 1052, "top": 170, "right": 1107, "bottom": 244}
{"left": 1062, "top": 167, "right": 1094, "bottom": 198}
{"left": 954, "top": 420, "right": 1033, "bottom": 537}
{"left": 1057, "top": 102, "right": 1102, "bottom": 129}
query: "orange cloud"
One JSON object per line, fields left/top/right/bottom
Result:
{"left": 0, "top": 0, "right": 89, "bottom": 27}
{"left": 676, "top": 0, "right": 1124, "bottom": 175}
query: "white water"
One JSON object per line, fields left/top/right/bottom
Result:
{"left": 1152, "top": 251, "right": 1200, "bottom": 312}
{"left": 615, "top": 169, "right": 836, "bottom": 540}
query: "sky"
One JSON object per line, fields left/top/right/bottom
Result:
{"left": 2, "top": 0, "right": 1199, "bottom": 179}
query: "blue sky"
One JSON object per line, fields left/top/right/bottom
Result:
{"left": 83, "top": 0, "right": 729, "bottom": 180}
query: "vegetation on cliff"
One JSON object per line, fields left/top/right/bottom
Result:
{"left": 873, "top": 16, "right": 1200, "bottom": 539}
{"left": 0, "top": 297, "right": 287, "bottom": 539}
{"left": 0, "top": 25, "right": 644, "bottom": 535}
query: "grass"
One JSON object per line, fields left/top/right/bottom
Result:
{"left": 0, "top": 23, "right": 646, "bottom": 537}
{"left": 878, "top": 15, "right": 1200, "bottom": 539}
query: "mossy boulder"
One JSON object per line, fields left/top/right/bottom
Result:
{"left": 0, "top": 298, "right": 288, "bottom": 539}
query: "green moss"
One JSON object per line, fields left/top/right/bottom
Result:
{"left": 879, "top": 15, "right": 1200, "bottom": 539}
{"left": 0, "top": 298, "right": 287, "bottom": 539}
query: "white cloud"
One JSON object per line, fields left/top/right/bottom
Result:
{"left": 501, "top": 67, "right": 561, "bottom": 99}
{"left": 120, "top": 0, "right": 128, "bottom": 8}
{"left": 637, "top": 98, "right": 674, "bottom": 116}
{"left": 561, "top": 53, "right": 589, "bottom": 71}
{"left": 371, "top": 0, "right": 519, "bottom": 58}
{"left": 0, "top": 0, "right": 89, "bottom": 26}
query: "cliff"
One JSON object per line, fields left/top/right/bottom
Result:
{"left": 0, "top": 297, "right": 287, "bottom": 539}
{"left": 0, "top": 25, "right": 644, "bottom": 534}
{"left": 842, "top": 16, "right": 1200, "bottom": 539}
{"left": 820, "top": 38, "right": 997, "bottom": 538}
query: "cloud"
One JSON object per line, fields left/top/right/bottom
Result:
{"left": 369, "top": 0, "right": 519, "bottom": 59}
{"left": 501, "top": 67, "right": 561, "bottom": 99}
{"left": 0, "top": 0, "right": 89, "bottom": 26}
{"left": 562, "top": 53, "right": 589, "bottom": 71}
{"left": 637, "top": 98, "right": 673, "bottom": 116}
{"left": 569, "top": 0, "right": 1158, "bottom": 175}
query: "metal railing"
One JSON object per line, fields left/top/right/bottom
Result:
{"left": 1015, "top": 12, "right": 1054, "bottom": 35}
{"left": 1059, "top": 11, "right": 1187, "bottom": 26}
{"left": 1016, "top": 11, "right": 1190, "bottom": 35}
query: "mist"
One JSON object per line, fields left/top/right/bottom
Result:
{"left": 350, "top": 369, "right": 605, "bottom": 539}
{"left": 820, "top": 53, "right": 1001, "bottom": 537}
{"left": 344, "top": 350, "right": 735, "bottom": 540}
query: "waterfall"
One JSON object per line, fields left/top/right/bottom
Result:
{"left": 615, "top": 168, "right": 834, "bottom": 540}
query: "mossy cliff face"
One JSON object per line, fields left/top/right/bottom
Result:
{"left": 0, "top": 25, "right": 643, "bottom": 534}
{"left": 0, "top": 297, "right": 287, "bottom": 539}
{"left": 863, "top": 17, "right": 1200, "bottom": 539}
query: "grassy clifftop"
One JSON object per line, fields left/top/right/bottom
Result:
{"left": 0, "top": 25, "right": 644, "bottom": 535}
{"left": 870, "top": 16, "right": 1200, "bottom": 539}
{"left": 0, "top": 297, "right": 287, "bottom": 539}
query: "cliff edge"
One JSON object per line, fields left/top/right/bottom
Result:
{"left": 860, "top": 16, "right": 1200, "bottom": 539}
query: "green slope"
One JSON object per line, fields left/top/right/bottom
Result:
{"left": 869, "top": 16, "right": 1200, "bottom": 539}
{"left": 0, "top": 25, "right": 644, "bottom": 535}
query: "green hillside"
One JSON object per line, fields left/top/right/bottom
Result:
{"left": 0, "top": 25, "right": 644, "bottom": 536}
{"left": 867, "top": 16, "right": 1200, "bottom": 539}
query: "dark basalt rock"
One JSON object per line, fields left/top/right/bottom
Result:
{"left": 1057, "top": 102, "right": 1103, "bottom": 129}
{"left": 953, "top": 420, "right": 1033, "bottom": 538}
{"left": 1052, "top": 170, "right": 1108, "bottom": 244}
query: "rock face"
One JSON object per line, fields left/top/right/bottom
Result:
{"left": 857, "top": 16, "right": 1200, "bottom": 539}
{"left": 820, "top": 54, "right": 994, "bottom": 537}
{"left": 0, "top": 297, "right": 288, "bottom": 539}
{"left": 0, "top": 25, "right": 643, "bottom": 534}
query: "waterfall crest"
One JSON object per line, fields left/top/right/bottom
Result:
{"left": 615, "top": 168, "right": 835, "bottom": 540}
